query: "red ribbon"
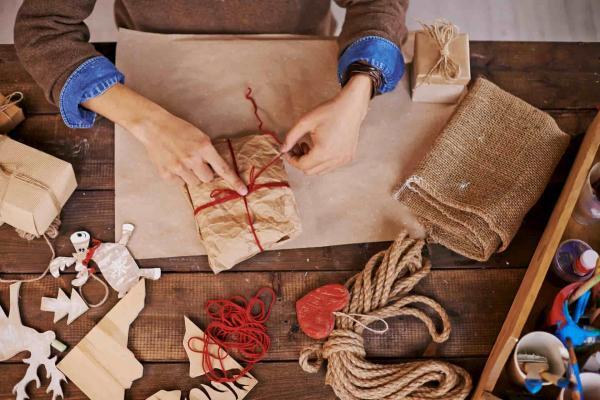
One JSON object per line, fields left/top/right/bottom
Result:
{"left": 194, "top": 88, "right": 288, "bottom": 252}
{"left": 187, "top": 287, "right": 275, "bottom": 383}
{"left": 82, "top": 239, "right": 102, "bottom": 273}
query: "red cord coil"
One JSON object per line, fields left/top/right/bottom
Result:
{"left": 187, "top": 287, "right": 276, "bottom": 383}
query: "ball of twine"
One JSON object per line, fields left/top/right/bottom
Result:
{"left": 299, "top": 231, "right": 472, "bottom": 400}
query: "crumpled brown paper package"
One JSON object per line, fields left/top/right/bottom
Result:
{"left": 0, "top": 135, "right": 77, "bottom": 236}
{"left": 186, "top": 134, "right": 301, "bottom": 273}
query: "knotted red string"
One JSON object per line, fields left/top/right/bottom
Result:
{"left": 187, "top": 287, "right": 275, "bottom": 383}
{"left": 194, "top": 88, "right": 288, "bottom": 252}
{"left": 82, "top": 239, "right": 102, "bottom": 273}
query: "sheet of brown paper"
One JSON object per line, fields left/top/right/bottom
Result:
{"left": 115, "top": 29, "right": 456, "bottom": 259}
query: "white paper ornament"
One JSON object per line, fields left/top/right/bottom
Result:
{"left": 41, "top": 288, "right": 89, "bottom": 324}
{"left": 49, "top": 223, "right": 161, "bottom": 300}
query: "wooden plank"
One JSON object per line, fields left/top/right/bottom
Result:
{"left": 473, "top": 112, "right": 600, "bottom": 399}
{"left": 469, "top": 42, "right": 600, "bottom": 74}
{"left": 1, "top": 42, "right": 599, "bottom": 115}
{"left": 0, "top": 269, "right": 523, "bottom": 363}
{"left": 471, "top": 70, "right": 600, "bottom": 110}
{"left": 0, "top": 195, "right": 560, "bottom": 274}
{"left": 0, "top": 357, "right": 487, "bottom": 400}
{"left": 0, "top": 180, "right": 578, "bottom": 275}
{"left": 0, "top": 108, "right": 591, "bottom": 273}
{"left": 5, "top": 110, "right": 593, "bottom": 193}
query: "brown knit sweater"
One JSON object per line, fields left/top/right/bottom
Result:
{"left": 14, "top": 0, "right": 408, "bottom": 106}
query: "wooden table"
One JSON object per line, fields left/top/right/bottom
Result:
{"left": 1, "top": 41, "right": 599, "bottom": 400}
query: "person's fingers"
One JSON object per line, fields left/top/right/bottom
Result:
{"left": 286, "top": 149, "right": 325, "bottom": 173}
{"left": 158, "top": 167, "right": 186, "bottom": 186}
{"left": 281, "top": 115, "right": 318, "bottom": 153}
{"left": 184, "top": 158, "right": 214, "bottom": 183}
{"left": 173, "top": 163, "right": 202, "bottom": 187}
{"left": 193, "top": 162, "right": 215, "bottom": 183}
{"left": 203, "top": 147, "right": 248, "bottom": 195}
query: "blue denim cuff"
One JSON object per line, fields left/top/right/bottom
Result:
{"left": 59, "top": 56, "right": 125, "bottom": 129}
{"left": 338, "top": 36, "right": 405, "bottom": 94}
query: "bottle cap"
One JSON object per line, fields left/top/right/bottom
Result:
{"left": 575, "top": 249, "right": 599, "bottom": 275}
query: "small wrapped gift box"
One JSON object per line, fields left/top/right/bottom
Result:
{"left": 0, "top": 92, "right": 25, "bottom": 134}
{"left": 0, "top": 135, "right": 77, "bottom": 236}
{"left": 186, "top": 134, "right": 302, "bottom": 273}
{"left": 411, "top": 20, "right": 471, "bottom": 104}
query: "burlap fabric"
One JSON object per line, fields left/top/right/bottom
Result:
{"left": 395, "top": 78, "right": 570, "bottom": 261}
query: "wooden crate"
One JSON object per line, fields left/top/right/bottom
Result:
{"left": 473, "top": 112, "right": 600, "bottom": 399}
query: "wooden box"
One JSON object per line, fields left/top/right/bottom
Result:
{"left": 474, "top": 112, "right": 600, "bottom": 399}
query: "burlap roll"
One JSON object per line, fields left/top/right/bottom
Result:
{"left": 395, "top": 77, "right": 570, "bottom": 261}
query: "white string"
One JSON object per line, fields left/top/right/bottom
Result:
{"left": 78, "top": 273, "right": 110, "bottom": 308}
{"left": 0, "top": 234, "right": 55, "bottom": 283}
{"left": 333, "top": 311, "right": 390, "bottom": 334}
{"left": 0, "top": 91, "right": 24, "bottom": 113}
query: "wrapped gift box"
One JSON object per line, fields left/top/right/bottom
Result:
{"left": 186, "top": 134, "right": 302, "bottom": 273}
{"left": 0, "top": 136, "right": 77, "bottom": 236}
{"left": 0, "top": 92, "right": 25, "bottom": 134}
{"left": 411, "top": 22, "right": 471, "bottom": 104}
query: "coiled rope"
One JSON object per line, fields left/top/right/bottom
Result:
{"left": 299, "top": 231, "right": 472, "bottom": 400}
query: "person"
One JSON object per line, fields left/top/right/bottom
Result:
{"left": 15, "top": 1, "right": 408, "bottom": 194}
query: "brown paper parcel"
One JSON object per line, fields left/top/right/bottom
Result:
{"left": 395, "top": 78, "right": 570, "bottom": 261}
{"left": 0, "top": 136, "right": 77, "bottom": 236}
{"left": 0, "top": 92, "right": 25, "bottom": 135}
{"left": 411, "top": 29, "right": 470, "bottom": 104}
{"left": 115, "top": 29, "right": 459, "bottom": 259}
{"left": 186, "top": 134, "right": 301, "bottom": 273}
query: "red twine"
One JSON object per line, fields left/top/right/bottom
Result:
{"left": 194, "top": 88, "right": 288, "bottom": 252}
{"left": 82, "top": 238, "right": 102, "bottom": 273}
{"left": 187, "top": 287, "right": 276, "bottom": 383}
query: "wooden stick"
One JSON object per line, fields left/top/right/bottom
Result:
{"left": 566, "top": 338, "right": 581, "bottom": 400}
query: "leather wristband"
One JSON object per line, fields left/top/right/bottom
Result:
{"left": 341, "top": 61, "right": 384, "bottom": 98}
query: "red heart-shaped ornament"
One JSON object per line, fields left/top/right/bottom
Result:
{"left": 296, "top": 283, "right": 350, "bottom": 340}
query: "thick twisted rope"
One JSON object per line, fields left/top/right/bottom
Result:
{"left": 299, "top": 231, "right": 472, "bottom": 399}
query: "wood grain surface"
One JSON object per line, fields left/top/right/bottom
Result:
{"left": 1, "top": 41, "right": 599, "bottom": 399}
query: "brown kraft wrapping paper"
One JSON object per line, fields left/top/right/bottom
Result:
{"left": 186, "top": 134, "right": 301, "bottom": 273}
{"left": 115, "top": 29, "right": 458, "bottom": 259}
{"left": 395, "top": 78, "right": 570, "bottom": 261}
{"left": 411, "top": 27, "right": 470, "bottom": 104}
{"left": 0, "top": 135, "right": 77, "bottom": 236}
{"left": 0, "top": 92, "right": 25, "bottom": 135}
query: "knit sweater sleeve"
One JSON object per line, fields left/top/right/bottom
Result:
{"left": 334, "top": 0, "right": 409, "bottom": 53}
{"left": 14, "top": 0, "right": 103, "bottom": 105}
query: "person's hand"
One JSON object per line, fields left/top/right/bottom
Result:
{"left": 83, "top": 84, "right": 247, "bottom": 194}
{"left": 131, "top": 113, "right": 247, "bottom": 193}
{"left": 281, "top": 74, "right": 372, "bottom": 175}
